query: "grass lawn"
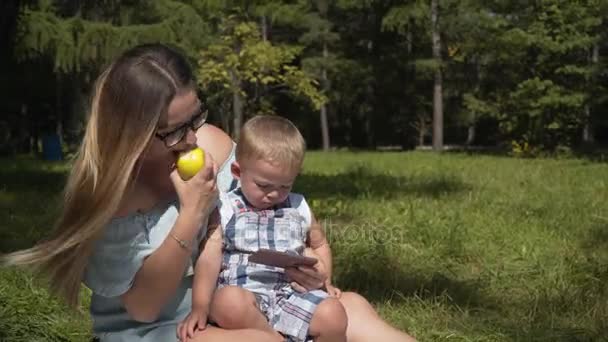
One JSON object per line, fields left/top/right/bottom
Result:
{"left": 1, "top": 151, "right": 608, "bottom": 341}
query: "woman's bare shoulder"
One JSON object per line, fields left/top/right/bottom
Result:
{"left": 196, "top": 124, "right": 234, "bottom": 167}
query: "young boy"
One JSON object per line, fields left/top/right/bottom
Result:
{"left": 178, "top": 115, "right": 347, "bottom": 342}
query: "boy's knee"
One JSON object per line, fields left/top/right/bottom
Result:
{"left": 313, "top": 297, "right": 348, "bottom": 334}
{"left": 210, "top": 286, "right": 256, "bottom": 326}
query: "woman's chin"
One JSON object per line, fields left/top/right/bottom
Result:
{"left": 136, "top": 162, "right": 174, "bottom": 195}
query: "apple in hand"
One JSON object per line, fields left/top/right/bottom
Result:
{"left": 176, "top": 147, "right": 205, "bottom": 180}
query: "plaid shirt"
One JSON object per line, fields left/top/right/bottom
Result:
{"left": 217, "top": 188, "right": 312, "bottom": 289}
{"left": 217, "top": 188, "right": 327, "bottom": 342}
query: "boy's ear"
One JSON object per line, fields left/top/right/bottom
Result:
{"left": 231, "top": 161, "right": 241, "bottom": 180}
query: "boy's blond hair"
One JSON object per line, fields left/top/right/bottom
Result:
{"left": 236, "top": 115, "right": 306, "bottom": 172}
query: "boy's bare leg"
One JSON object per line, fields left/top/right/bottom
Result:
{"left": 308, "top": 297, "right": 348, "bottom": 342}
{"left": 210, "top": 286, "right": 281, "bottom": 338}
{"left": 188, "top": 326, "right": 283, "bottom": 342}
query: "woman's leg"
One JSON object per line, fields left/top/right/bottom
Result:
{"left": 339, "top": 292, "right": 416, "bottom": 342}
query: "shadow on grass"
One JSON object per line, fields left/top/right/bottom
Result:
{"left": 0, "top": 160, "right": 67, "bottom": 192}
{"left": 581, "top": 224, "right": 608, "bottom": 250}
{"left": 494, "top": 293, "right": 608, "bottom": 341}
{"left": 495, "top": 323, "right": 606, "bottom": 342}
{"left": 335, "top": 242, "right": 492, "bottom": 310}
{"left": 0, "top": 162, "right": 66, "bottom": 253}
{"left": 571, "top": 144, "right": 608, "bottom": 164}
{"left": 296, "top": 165, "right": 471, "bottom": 200}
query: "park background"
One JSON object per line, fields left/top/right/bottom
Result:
{"left": 1, "top": 1, "right": 608, "bottom": 341}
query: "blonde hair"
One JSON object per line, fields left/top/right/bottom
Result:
{"left": 1, "top": 44, "right": 195, "bottom": 307}
{"left": 236, "top": 115, "right": 306, "bottom": 172}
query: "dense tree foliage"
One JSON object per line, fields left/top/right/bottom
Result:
{"left": 1, "top": 0, "right": 607, "bottom": 153}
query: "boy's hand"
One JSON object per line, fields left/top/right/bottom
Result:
{"left": 177, "top": 307, "right": 208, "bottom": 341}
{"left": 286, "top": 264, "right": 328, "bottom": 293}
{"left": 325, "top": 282, "right": 342, "bottom": 298}
{"left": 287, "top": 248, "right": 328, "bottom": 292}
{"left": 302, "top": 247, "right": 318, "bottom": 259}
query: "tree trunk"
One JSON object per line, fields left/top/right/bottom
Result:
{"left": 583, "top": 43, "right": 599, "bottom": 144}
{"left": 582, "top": 108, "right": 592, "bottom": 143}
{"left": 253, "top": 16, "right": 267, "bottom": 110}
{"left": 418, "top": 114, "right": 426, "bottom": 147}
{"left": 231, "top": 71, "right": 244, "bottom": 141}
{"left": 320, "top": 104, "right": 330, "bottom": 150}
{"left": 364, "top": 114, "right": 373, "bottom": 147}
{"left": 320, "top": 43, "right": 330, "bottom": 151}
{"left": 261, "top": 15, "right": 268, "bottom": 42}
{"left": 466, "top": 60, "right": 481, "bottom": 146}
{"left": 19, "top": 103, "right": 29, "bottom": 153}
{"left": 431, "top": 0, "right": 443, "bottom": 151}
{"left": 56, "top": 73, "right": 63, "bottom": 143}
{"left": 466, "top": 125, "right": 475, "bottom": 145}
{"left": 221, "top": 99, "right": 231, "bottom": 137}
{"left": 406, "top": 21, "right": 413, "bottom": 55}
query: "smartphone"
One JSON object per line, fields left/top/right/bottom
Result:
{"left": 248, "top": 249, "right": 318, "bottom": 268}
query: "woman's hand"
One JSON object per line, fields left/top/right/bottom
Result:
{"left": 285, "top": 262, "right": 328, "bottom": 293}
{"left": 171, "top": 151, "right": 218, "bottom": 219}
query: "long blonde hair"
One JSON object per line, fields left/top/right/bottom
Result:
{"left": 1, "top": 44, "right": 195, "bottom": 307}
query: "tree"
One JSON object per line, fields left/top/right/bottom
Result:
{"left": 297, "top": 0, "right": 342, "bottom": 151}
{"left": 9, "top": 0, "right": 214, "bottom": 151}
{"left": 15, "top": 0, "right": 213, "bottom": 72}
{"left": 439, "top": 0, "right": 505, "bottom": 146}
{"left": 488, "top": 0, "right": 602, "bottom": 148}
{"left": 382, "top": 0, "right": 445, "bottom": 149}
{"left": 430, "top": 0, "right": 443, "bottom": 150}
{"left": 197, "top": 18, "right": 326, "bottom": 139}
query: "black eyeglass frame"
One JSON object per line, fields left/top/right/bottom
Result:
{"left": 155, "top": 108, "right": 208, "bottom": 147}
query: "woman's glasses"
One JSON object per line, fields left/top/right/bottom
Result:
{"left": 156, "top": 108, "right": 208, "bottom": 147}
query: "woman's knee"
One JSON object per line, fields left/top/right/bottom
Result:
{"left": 339, "top": 291, "right": 370, "bottom": 307}
{"left": 210, "top": 286, "right": 256, "bottom": 325}
{"left": 311, "top": 297, "right": 348, "bottom": 335}
{"left": 338, "top": 291, "right": 379, "bottom": 319}
{"left": 338, "top": 292, "right": 417, "bottom": 342}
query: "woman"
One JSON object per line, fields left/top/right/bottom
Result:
{"left": 3, "top": 44, "right": 415, "bottom": 342}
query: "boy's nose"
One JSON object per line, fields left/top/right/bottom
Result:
{"left": 266, "top": 190, "right": 279, "bottom": 199}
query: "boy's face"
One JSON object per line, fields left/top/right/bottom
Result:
{"left": 232, "top": 158, "right": 298, "bottom": 209}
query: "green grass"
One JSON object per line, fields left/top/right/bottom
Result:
{"left": 2, "top": 152, "right": 608, "bottom": 341}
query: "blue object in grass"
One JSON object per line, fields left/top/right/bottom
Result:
{"left": 42, "top": 134, "right": 62, "bottom": 161}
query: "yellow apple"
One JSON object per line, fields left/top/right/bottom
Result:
{"left": 176, "top": 147, "right": 205, "bottom": 180}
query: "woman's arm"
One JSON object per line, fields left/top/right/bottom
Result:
{"left": 179, "top": 211, "right": 224, "bottom": 340}
{"left": 121, "top": 206, "right": 208, "bottom": 322}
{"left": 120, "top": 126, "right": 233, "bottom": 322}
{"left": 192, "top": 211, "right": 223, "bottom": 311}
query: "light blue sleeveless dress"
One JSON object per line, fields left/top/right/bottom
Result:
{"left": 83, "top": 145, "right": 238, "bottom": 342}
